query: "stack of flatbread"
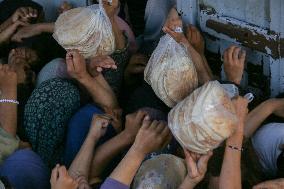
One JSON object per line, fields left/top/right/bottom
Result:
{"left": 144, "top": 34, "right": 198, "bottom": 108}
{"left": 168, "top": 81, "right": 238, "bottom": 154}
{"left": 53, "top": 6, "right": 115, "bottom": 58}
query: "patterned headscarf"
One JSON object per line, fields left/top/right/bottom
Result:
{"left": 23, "top": 78, "right": 80, "bottom": 168}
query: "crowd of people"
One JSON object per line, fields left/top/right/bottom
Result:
{"left": 0, "top": 0, "right": 284, "bottom": 188}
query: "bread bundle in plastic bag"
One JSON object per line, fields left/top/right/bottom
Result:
{"left": 53, "top": 1, "right": 115, "bottom": 58}
{"left": 168, "top": 81, "right": 238, "bottom": 154}
{"left": 144, "top": 34, "right": 198, "bottom": 108}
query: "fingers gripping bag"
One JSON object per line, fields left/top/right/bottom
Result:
{"left": 53, "top": 0, "right": 115, "bottom": 58}
{"left": 144, "top": 34, "right": 198, "bottom": 108}
{"left": 168, "top": 81, "right": 238, "bottom": 154}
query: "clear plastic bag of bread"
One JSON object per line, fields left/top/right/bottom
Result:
{"left": 144, "top": 20, "right": 198, "bottom": 108}
{"left": 53, "top": 0, "right": 115, "bottom": 58}
{"left": 168, "top": 81, "right": 238, "bottom": 154}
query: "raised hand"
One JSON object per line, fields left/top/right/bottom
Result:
{"left": 124, "top": 110, "right": 149, "bottom": 142}
{"left": 223, "top": 46, "right": 246, "bottom": 85}
{"left": 132, "top": 118, "right": 172, "bottom": 156}
{"left": 50, "top": 165, "right": 78, "bottom": 189}
{"left": 89, "top": 114, "right": 111, "bottom": 139}
{"left": 0, "top": 21, "right": 28, "bottom": 44}
{"left": 181, "top": 149, "right": 213, "bottom": 188}
{"left": 11, "top": 24, "right": 42, "bottom": 42}
{"left": 163, "top": 8, "right": 188, "bottom": 44}
{"left": 87, "top": 55, "right": 117, "bottom": 77}
{"left": 11, "top": 7, "right": 38, "bottom": 23}
{"left": 66, "top": 50, "right": 90, "bottom": 81}
{"left": 58, "top": 1, "right": 73, "bottom": 14}
{"left": 102, "top": 0, "right": 120, "bottom": 19}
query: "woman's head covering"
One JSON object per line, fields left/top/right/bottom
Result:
{"left": 36, "top": 58, "right": 69, "bottom": 87}
{"left": 53, "top": 5, "right": 115, "bottom": 58}
{"left": 133, "top": 154, "right": 187, "bottom": 189}
{"left": 23, "top": 78, "right": 80, "bottom": 168}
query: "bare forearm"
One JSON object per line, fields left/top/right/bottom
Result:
{"left": 220, "top": 134, "right": 243, "bottom": 189}
{"left": 37, "top": 22, "right": 54, "bottom": 33}
{"left": 110, "top": 18, "right": 125, "bottom": 50}
{"left": 245, "top": 100, "right": 273, "bottom": 138}
{"left": 109, "top": 146, "right": 145, "bottom": 186}
{"left": 0, "top": 87, "right": 17, "bottom": 136}
{"left": 184, "top": 43, "right": 211, "bottom": 84}
{"left": 0, "top": 17, "right": 13, "bottom": 32}
{"left": 178, "top": 178, "right": 196, "bottom": 189}
{"left": 79, "top": 75, "right": 118, "bottom": 109}
{"left": 90, "top": 131, "right": 133, "bottom": 178}
{"left": 201, "top": 55, "right": 213, "bottom": 80}
{"left": 69, "top": 133, "right": 99, "bottom": 178}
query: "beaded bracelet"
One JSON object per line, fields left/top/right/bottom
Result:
{"left": 0, "top": 99, "right": 19, "bottom": 105}
{"left": 228, "top": 145, "right": 243, "bottom": 152}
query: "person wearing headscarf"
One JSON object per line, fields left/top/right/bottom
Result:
{"left": 36, "top": 58, "right": 69, "bottom": 87}
{"left": 0, "top": 149, "right": 50, "bottom": 189}
{"left": 23, "top": 78, "right": 80, "bottom": 168}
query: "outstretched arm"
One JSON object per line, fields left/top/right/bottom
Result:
{"left": 0, "top": 64, "right": 18, "bottom": 136}
{"left": 245, "top": 98, "right": 284, "bottom": 138}
{"left": 68, "top": 115, "right": 110, "bottom": 188}
{"left": 11, "top": 22, "right": 54, "bottom": 43}
{"left": 105, "top": 119, "right": 171, "bottom": 187}
{"left": 163, "top": 9, "right": 212, "bottom": 84}
{"left": 219, "top": 97, "right": 248, "bottom": 189}
{"left": 65, "top": 50, "right": 119, "bottom": 109}
{"left": 89, "top": 110, "right": 148, "bottom": 180}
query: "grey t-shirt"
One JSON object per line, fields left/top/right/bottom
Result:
{"left": 252, "top": 123, "right": 284, "bottom": 177}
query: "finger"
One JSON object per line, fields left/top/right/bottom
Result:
{"left": 233, "top": 47, "right": 241, "bottom": 62}
{"left": 163, "top": 26, "right": 178, "bottom": 38}
{"left": 191, "top": 27, "right": 198, "bottom": 43}
{"left": 228, "top": 46, "right": 237, "bottom": 63}
{"left": 223, "top": 49, "right": 229, "bottom": 63}
{"left": 27, "top": 7, "right": 34, "bottom": 17}
{"left": 51, "top": 164, "right": 60, "bottom": 181}
{"left": 155, "top": 121, "right": 166, "bottom": 133}
{"left": 17, "top": 8, "right": 27, "bottom": 18}
{"left": 20, "top": 8, "right": 29, "bottom": 17}
{"left": 149, "top": 120, "right": 159, "bottom": 130}
{"left": 160, "top": 124, "right": 170, "bottom": 138}
{"left": 186, "top": 25, "right": 192, "bottom": 42}
{"left": 58, "top": 166, "right": 68, "bottom": 177}
{"left": 240, "top": 50, "right": 246, "bottom": 62}
{"left": 141, "top": 116, "right": 151, "bottom": 130}
{"left": 161, "top": 131, "right": 172, "bottom": 148}
{"left": 187, "top": 152, "right": 199, "bottom": 178}
{"left": 136, "top": 110, "right": 148, "bottom": 122}
{"left": 96, "top": 67, "right": 103, "bottom": 72}
{"left": 32, "top": 9, "right": 38, "bottom": 17}
{"left": 198, "top": 151, "right": 213, "bottom": 173}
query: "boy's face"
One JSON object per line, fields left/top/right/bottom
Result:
{"left": 8, "top": 47, "right": 38, "bottom": 84}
